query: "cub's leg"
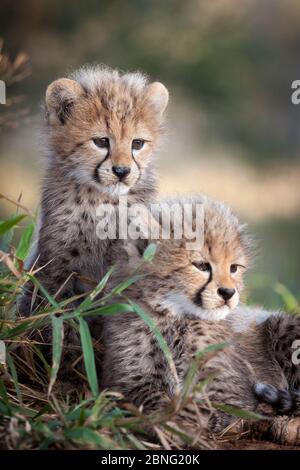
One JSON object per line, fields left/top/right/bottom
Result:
{"left": 101, "top": 313, "right": 179, "bottom": 412}
{"left": 243, "top": 415, "right": 300, "bottom": 446}
{"left": 254, "top": 383, "right": 300, "bottom": 416}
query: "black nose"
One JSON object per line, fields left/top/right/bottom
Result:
{"left": 217, "top": 287, "right": 236, "bottom": 301}
{"left": 112, "top": 166, "right": 131, "bottom": 179}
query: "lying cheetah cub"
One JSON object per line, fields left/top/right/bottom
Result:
{"left": 101, "top": 196, "right": 300, "bottom": 442}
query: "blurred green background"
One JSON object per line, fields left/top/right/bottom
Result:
{"left": 0, "top": 0, "right": 299, "bottom": 309}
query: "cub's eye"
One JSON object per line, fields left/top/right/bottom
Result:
{"left": 230, "top": 263, "right": 246, "bottom": 273}
{"left": 132, "top": 139, "right": 145, "bottom": 151}
{"left": 93, "top": 137, "right": 110, "bottom": 149}
{"left": 193, "top": 262, "right": 211, "bottom": 272}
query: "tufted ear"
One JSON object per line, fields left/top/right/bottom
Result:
{"left": 45, "top": 78, "right": 83, "bottom": 125}
{"left": 145, "top": 81, "right": 169, "bottom": 116}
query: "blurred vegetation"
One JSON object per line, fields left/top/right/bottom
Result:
{"left": 0, "top": 40, "right": 31, "bottom": 129}
{"left": 1, "top": 0, "right": 300, "bottom": 162}
{"left": 249, "top": 217, "right": 300, "bottom": 310}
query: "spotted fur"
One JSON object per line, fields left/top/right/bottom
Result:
{"left": 101, "top": 196, "right": 254, "bottom": 427}
{"left": 18, "top": 65, "right": 169, "bottom": 314}
{"left": 101, "top": 197, "right": 300, "bottom": 443}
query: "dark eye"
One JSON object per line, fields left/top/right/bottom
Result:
{"left": 193, "top": 262, "right": 211, "bottom": 272}
{"left": 132, "top": 139, "right": 145, "bottom": 151}
{"left": 230, "top": 264, "right": 238, "bottom": 273}
{"left": 93, "top": 137, "right": 110, "bottom": 149}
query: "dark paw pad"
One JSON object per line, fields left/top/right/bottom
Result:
{"left": 254, "top": 382, "right": 298, "bottom": 414}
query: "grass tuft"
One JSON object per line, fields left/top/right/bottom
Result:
{"left": 1, "top": 198, "right": 299, "bottom": 450}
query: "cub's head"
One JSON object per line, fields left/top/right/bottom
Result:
{"left": 45, "top": 66, "right": 169, "bottom": 198}
{"left": 117, "top": 196, "right": 253, "bottom": 321}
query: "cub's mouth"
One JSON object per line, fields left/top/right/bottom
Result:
{"left": 99, "top": 181, "right": 131, "bottom": 197}
{"left": 193, "top": 293, "right": 227, "bottom": 310}
{"left": 94, "top": 161, "right": 140, "bottom": 192}
{"left": 193, "top": 288, "right": 239, "bottom": 312}
{"left": 197, "top": 305, "right": 231, "bottom": 321}
{"left": 159, "top": 292, "right": 234, "bottom": 321}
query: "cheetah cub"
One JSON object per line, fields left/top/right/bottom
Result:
{"left": 101, "top": 196, "right": 300, "bottom": 443}
{"left": 19, "top": 66, "right": 168, "bottom": 314}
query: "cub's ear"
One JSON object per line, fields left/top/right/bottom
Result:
{"left": 45, "top": 78, "right": 83, "bottom": 125}
{"left": 145, "top": 82, "right": 169, "bottom": 116}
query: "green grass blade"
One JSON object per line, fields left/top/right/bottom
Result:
{"left": 0, "top": 376, "right": 8, "bottom": 403}
{"left": 33, "top": 404, "right": 52, "bottom": 420}
{"left": 274, "top": 283, "right": 300, "bottom": 313}
{"left": 124, "top": 431, "right": 147, "bottom": 450}
{"left": 0, "top": 340, "right": 5, "bottom": 364}
{"left": 213, "top": 402, "right": 266, "bottom": 421}
{"left": 79, "top": 302, "right": 133, "bottom": 318}
{"left": 15, "top": 221, "right": 35, "bottom": 260}
{"left": 128, "top": 300, "right": 174, "bottom": 369}
{"left": 77, "top": 266, "right": 115, "bottom": 312}
{"left": 0, "top": 226, "right": 14, "bottom": 252}
{"left": 27, "top": 274, "right": 59, "bottom": 308}
{"left": 64, "top": 427, "right": 116, "bottom": 449}
{"left": 48, "top": 316, "right": 64, "bottom": 396}
{"left": 0, "top": 400, "right": 11, "bottom": 416}
{"left": 6, "top": 351, "right": 22, "bottom": 404}
{"left": 182, "top": 342, "right": 228, "bottom": 398}
{"left": 0, "top": 318, "right": 43, "bottom": 340}
{"left": 110, "top": 275, "right": 143, "bottom": 296}
{"left": 78, "top": 316, "right": 99, "bottom": 397}
{"left": 143, "top": 243, "right": 157, "bottom": 262}
{"left": 0, "top": 215, "right": 26, "bottom": 236}
{"left": 39, "top": 436, "right": 56, "bottom": 450}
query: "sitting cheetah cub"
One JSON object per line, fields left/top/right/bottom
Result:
{"left": 19, "top": 65, "right": 168, "bottom": 314}
{"left": 101, "top": 196, "right": 300, "bottom": 444}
